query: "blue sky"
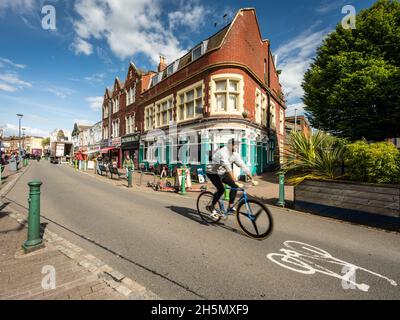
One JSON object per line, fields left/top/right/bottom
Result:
{"left": 0, "top": 0, "right": 377, "bottom": 137}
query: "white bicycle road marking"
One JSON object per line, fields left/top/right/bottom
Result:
{"left": 267, "top": 241, "right": 398, "bottom": 292}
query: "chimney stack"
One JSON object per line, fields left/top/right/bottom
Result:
{"left": 158, "top": 56, "right": 167, "bottom": 72}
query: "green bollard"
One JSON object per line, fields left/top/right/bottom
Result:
{"left": 224, "top": 184, "right": 230, "bottom": 201}
{"left": 22, "top": 180, "right": 45, "bottom": 253}
{"left": 181, "top": 167, "right": 187, "bottom": 195}
{"left": 277, "top": 173, "right": 285, "bottom": 207}
{"left": 127, "top": 168, "right": 133, "bottom": 188}
{"left": 74, "top": 159, "right": 78, "bottom": 169}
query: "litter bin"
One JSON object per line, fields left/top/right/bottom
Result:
{"left": 9, "top": 158, "right": 17, "bottom": 171}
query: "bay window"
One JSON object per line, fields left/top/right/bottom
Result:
{"left": 255, "top": 89, "right": 262, "bottom": 124}
{"left": 144, "top": 105, "right": 154, "bottom": 131}
{"left": 211, "top": 74, "right": 243, "bottom": 114}
{"left": 155, "top": 96, "right": 173, "bottom": 127}
{"left": 125, "top": 114, "right": 135, "bottom": 134}
{"left": 177, "top": 82, "right": 203, "bottom": 122}
{"left": 112, "top": 119, "right": 120, "bottom": 138}
{"left": 270, "top": 101, "right": 276, "bottom": 129}
{"left": 126, "top": 86, "right": 136, "bottom": 106}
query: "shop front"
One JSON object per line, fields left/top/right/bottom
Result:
{"left": 99, "top": 138, "right": 121, "bottom": 167}
{"left": 121, "top": 133, "right": 140, "bottom": 169}
{"left": 139, "top": 119, "right": 277, "bottom": 177}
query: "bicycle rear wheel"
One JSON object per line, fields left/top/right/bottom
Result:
{"left": 236, "top": 199, "right": 273, "bottom": 239}
{"left": 196, "top": 191, "right": 221, "bottom": 224}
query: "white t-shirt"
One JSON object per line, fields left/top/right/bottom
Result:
{"left": 206, "top": 146, "right": 251, "bottom": 176}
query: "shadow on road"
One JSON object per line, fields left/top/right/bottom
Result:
{"left": 165, "top": 205, "right": 251, "bottom": 239}
{"left": 166, "top": 205, "right": 208, "bottom": 225}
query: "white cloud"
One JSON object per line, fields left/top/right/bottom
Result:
{"left": 275, "top": 25, "right": 330, "bottom": 104}
{"left": 168, "top": 1, "right": 208, "bottom": 31}
{"left": 0, "top": 0, "right": 35, "bottom": 13}
{"left": 46, "top": 86, "right": 74, "bottom": 99}
{"left": 72, "top": 0, "right": 197, "bottom": 65}
{"left": 84, "top": 73, "right": 106, "bottom": 82}
{"left": 86, "top": 96, "right": 103, "bottom": 111}
{"left": 0, "top": 72, "right": 32, "bottom": 92}
{"left": 286, "top": 102, "right": 306, "bottom": 117}
{"left": 316, "top": 0, "right": 348, "bottom": 14}
{"left": 72, "top": 37, "right": 94, "bottom": 55}
{"left": 0, "top": 83, "right": 17, "bottom": 92}
{"left": 3, "top": 123, "right": 49, "bottom": 137}
{"left": 74, "top": 119, "right": 95, "bottom": 126}
{"left": 0, "top": 57, "right": 26, "bottom": 69}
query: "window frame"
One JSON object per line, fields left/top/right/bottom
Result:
{"left": 176, "top": 81, "right": 204, "bottom": 123}
{"left": 154, "top": 95, "right": 174, "bottom": 128}
{"left": 191, "top": 44, "right": 203, "bottom": 61}
{"left": 144, "top": 105, "right": 155, "bottom": 131}
{"left": 209, "top": 74, "right": 244, "bottom": 116}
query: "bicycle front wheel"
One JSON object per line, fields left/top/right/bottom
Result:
{"left": 196, "top": 191, "right": 221, "bottom": 224}
{"left": 236, "top": 200, "right": 273, "bottom": 239}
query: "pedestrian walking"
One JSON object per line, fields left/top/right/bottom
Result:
{"left": 123, "top": 154, "right": 134, "bottom": 181}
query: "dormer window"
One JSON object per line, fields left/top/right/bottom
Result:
{"left": 166, "top": 64, "right": 174, "bottom": 76}
{"left": 192, "top": 44, "right": 202, "bottom": 61}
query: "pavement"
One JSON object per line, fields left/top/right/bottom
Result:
{"left": 0, "top": 161, "right": 158, "bottom": 300}
{"left": 2, "top": 160, "right": 400, "bottom": 300}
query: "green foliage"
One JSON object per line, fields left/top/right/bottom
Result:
{"left": 302, "top": 0, "right": 400, "bottom": 141}
{"left": 282, "top": 130, "right": 346, "bottom": 184}
{"left": 41, "top": 137, "right": 50, "bottom": 148}
{"left": 344, "top": 141, "right": 400, "bottom": 184}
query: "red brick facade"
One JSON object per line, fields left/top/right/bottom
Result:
{"left": 101, "top": 8, "right": 286, "bottom": 170}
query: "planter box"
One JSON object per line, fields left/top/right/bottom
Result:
{"left": 294, "top": 179, "right": 400, "bottom": 231}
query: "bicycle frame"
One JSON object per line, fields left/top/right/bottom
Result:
{"left": 219, "top": 187, "right": 256, "bottom": 221}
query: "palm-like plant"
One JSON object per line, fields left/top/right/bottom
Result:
{"left": 282, "top": 130, "right": 346, "bottom": 185}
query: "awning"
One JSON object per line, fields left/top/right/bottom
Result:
{"left": 100, "top": 147, "right": 113, "bottom": 153}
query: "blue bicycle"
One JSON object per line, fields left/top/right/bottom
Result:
{"left": 196, "top": 185, "right": 273, "bottom": 239}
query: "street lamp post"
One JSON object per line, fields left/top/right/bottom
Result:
{"left": 17, "top": 114, "right": 23, "bottom": 156}
{"left": 22, "top": 128, "right": 26, "bottom": 151}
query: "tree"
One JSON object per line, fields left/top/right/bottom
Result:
{"left": 42, "top": 137, "right": 50, "bottom": 148}
{"left": 302, "top": 0, "right": 400, "bottom": 141}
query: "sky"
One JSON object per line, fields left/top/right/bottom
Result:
{"left": 0, "top": 0, "right": 377, "bottom": 137}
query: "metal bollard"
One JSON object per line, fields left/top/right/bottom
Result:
{"left": 181, "top": 167, "right": 187, "bottom": 195}
{"left": 74, "top": 159, "right": 78, "bottom": 169}
{"left": 127, "top": 168, "right": 133, "bottom": 188}
{"left": 224, "top": 184, "right": 230, "bottom": 201}
{"left": 277, "top": 173, "right": 285, "bottom": 207}
{"left": 22, "top": 180, "right": 45, "bottom": 253}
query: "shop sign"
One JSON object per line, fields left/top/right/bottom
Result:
{"left": 121, "top": 134, "right": 140, "bottom": 144}
{"left": 111, "top": 137, "right": 121, "bottom": 147}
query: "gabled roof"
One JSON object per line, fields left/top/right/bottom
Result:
{"left": 113, "top": 77, "right": 124, "bottom": 91}
{"left": 104, "top": 88, "right": 111, "bottom": 99}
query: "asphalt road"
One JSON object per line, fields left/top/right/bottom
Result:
{"left": 4, "top": 161, "right": 400, "bottom": 299}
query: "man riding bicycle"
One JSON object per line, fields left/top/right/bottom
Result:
{"left": 206, "top": 138, "right": 258, "bottom": 219}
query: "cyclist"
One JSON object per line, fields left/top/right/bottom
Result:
{"left": 206, "top": 138, "right": 258, "bottom": 219}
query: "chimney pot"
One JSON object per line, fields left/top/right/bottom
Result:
{"left": 158, "top": 56, "right": 167, "bottom": 72}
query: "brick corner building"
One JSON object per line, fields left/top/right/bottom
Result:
{"left": 101, "top": 8, "right": 286, "bottom": 175}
